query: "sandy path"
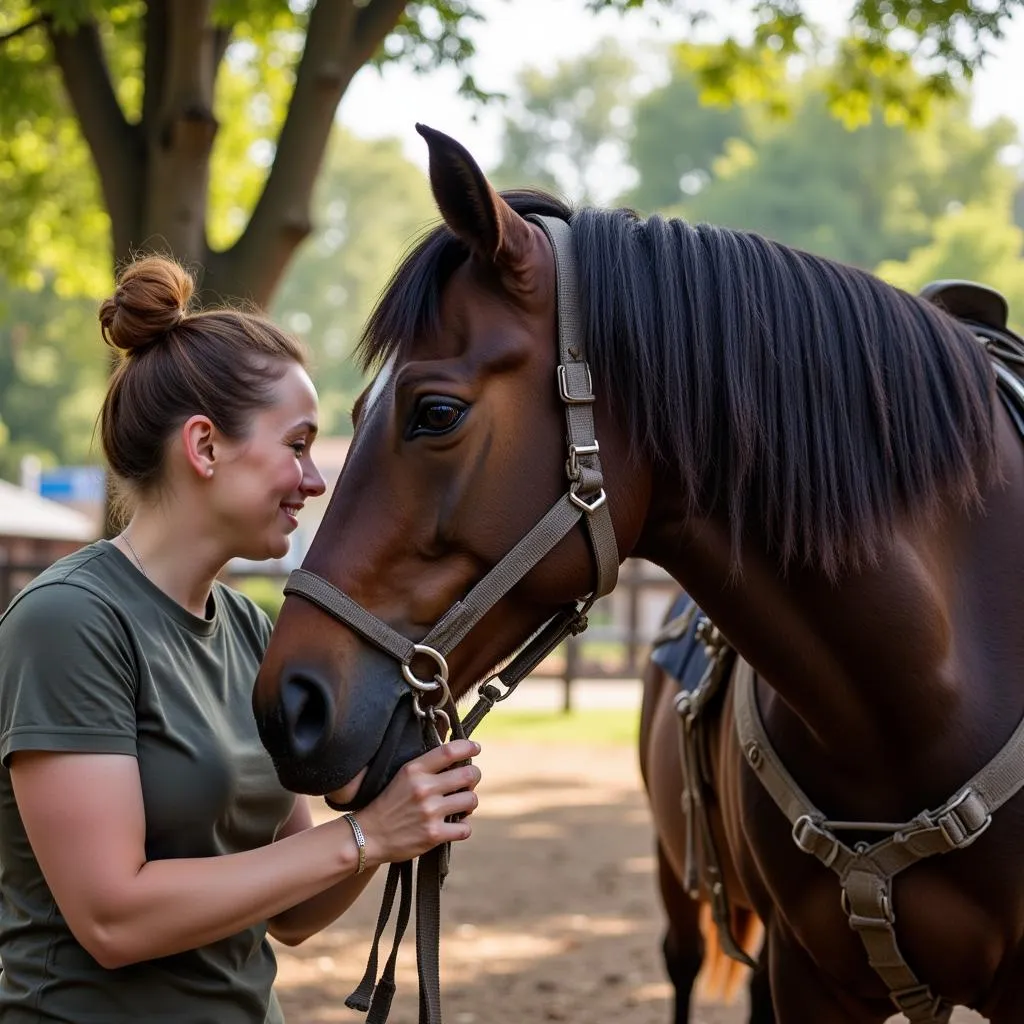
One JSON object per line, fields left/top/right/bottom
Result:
{"left": 272, "top": 740, "right": 983, "bottom": 1024}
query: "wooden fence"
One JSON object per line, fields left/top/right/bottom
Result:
{"left": 2, "top": 557, "right": 682, "bottom": 711}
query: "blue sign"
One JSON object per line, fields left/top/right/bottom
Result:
{"left": 39, "top": 466, "right": 105, "bottom": 504}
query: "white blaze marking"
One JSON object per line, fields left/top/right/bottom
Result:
{"left": 364, "top": 354, "right": 396, "bottom": 417}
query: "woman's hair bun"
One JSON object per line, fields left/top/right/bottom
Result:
{"left": 99, "top": 255, "right": 195, "bottom": 353}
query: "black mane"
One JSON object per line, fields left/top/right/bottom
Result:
{"left": 359, "top": 192, "right": 997, "bottom": 576}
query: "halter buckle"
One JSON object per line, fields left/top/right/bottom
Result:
{"left": 566, "top": 441, "right": 600, "bottom": 481}
{"left": 569, "top": 484, "right": 608, "bottom": 513}
{"left": 557, "top": 363, "right": 595, "bottom": 404}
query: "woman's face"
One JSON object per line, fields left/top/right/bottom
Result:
{"left": 209, "top": 361, "right": 327, "bottom": 562}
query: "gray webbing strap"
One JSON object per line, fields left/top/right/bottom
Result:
{"left": 530, "top": 214, "right": 619, "bottom": 599}
{"left": 284, "top": 569, "right": 414, "bottom": 663}
{"left": 285, "top": 494, "right": 587, "bottom": 666}
{"left": 734, "top": 658, "right": 1024, "bottom": 1021}
{"left": 422, "top": 494, "right": 591, "bottom": 655}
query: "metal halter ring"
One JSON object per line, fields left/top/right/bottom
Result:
{"left": 402, "top": 644, "right": 450, "bottom": 692}
{"left": 413, "top": 685, "right": 453, "bottom": 743}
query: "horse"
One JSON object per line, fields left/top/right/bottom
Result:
{"left": 641, "top": 589, "right": 773, "bottom": 1023}
{"left": 252, "top": 124, "right": 1024, "bottom": 1022}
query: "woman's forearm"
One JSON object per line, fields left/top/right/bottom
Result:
{"left": 268, "top": 866, "right": 379, "bottom": 946}
{"left": 92, "top": 815, "right": 360, "bottom": 968}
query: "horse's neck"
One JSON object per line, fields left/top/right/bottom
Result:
{"left": 637, "top": 489, "right": 1021, "bottom": 777}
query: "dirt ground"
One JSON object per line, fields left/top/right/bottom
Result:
{"left": 272, "top": 740, "right": 983, "bottom": 1024}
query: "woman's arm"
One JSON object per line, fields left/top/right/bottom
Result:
{"left": 266, "top": 745, "right": 483, "bottom": 946}
{"left": 265, "top": 798, "right": 377, "bottom": 946}
{"left": 10, "top": 740, "right": 480, "bottom": 969}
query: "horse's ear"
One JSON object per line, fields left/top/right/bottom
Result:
{"left": 416, "top": 123, "right": 533, "bottom": 269}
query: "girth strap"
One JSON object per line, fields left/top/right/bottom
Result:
{"left": 734, "top": 658, "right": 1024, "bottom": 1022}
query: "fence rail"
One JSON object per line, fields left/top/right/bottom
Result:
{"left": 2, "top": 557, "right": 682, "bottom": 711}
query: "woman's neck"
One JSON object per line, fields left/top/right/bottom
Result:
{"left": 117, "top": 503, "right": 227, "bottom": 618}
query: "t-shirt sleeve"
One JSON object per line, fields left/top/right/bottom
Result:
{"left": 0, "top": 583, "right": 138, "bottom": 766}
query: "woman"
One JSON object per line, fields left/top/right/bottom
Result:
{"left": 0, "top": 256, "right": 481, "bottom": 1023}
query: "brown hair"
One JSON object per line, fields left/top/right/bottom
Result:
{"left": 98, "top": 256, "right": 308, "bottom": 497}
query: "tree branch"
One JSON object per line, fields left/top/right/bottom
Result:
{"left": 215, "top": 0, "right": 371, "bottom": 305}
{"left": 141, "top": 0, "right": 169, "bottom": 134}
{"left": 46, "top": 17, "right": 143, "bottom": 261}
{"left": 212, "top": 24, "right": 232, "bottom": 84}
{"left": 0, "top": 15, "right": 43, "bottom": 45}
{"left": 352, "top": 0, "right": 412, "bottom": 67}
{"left": 140, "top": 0, "right": 219, "bottom": 261}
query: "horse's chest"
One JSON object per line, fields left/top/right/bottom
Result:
{"left": 714, "top": 685, "right": 1021, "bottom": 1006}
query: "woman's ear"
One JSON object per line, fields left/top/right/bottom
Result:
{"left": 180, "top": 415, "right": 217, "bottom": 479}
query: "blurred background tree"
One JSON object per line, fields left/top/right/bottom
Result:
{"left": 1, "top": 0, "right": 1022, "bottom": 489}
{"left": 270, "top": 129, "right": 436, "bottom": 434}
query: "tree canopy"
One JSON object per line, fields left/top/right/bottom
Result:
{"left": 1, "top": 0, "right": 1021, "bottom": 306}
{"left": 2, "top": 0, "right": 1023, "bottom": 487}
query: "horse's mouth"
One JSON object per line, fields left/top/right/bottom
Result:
{"left": 330, "top": 694, "right": 427, "bottom": 810}
{"left": 256, "top": 645, "right": 430, "bottom": 809}
{"left": 264, "top": 688, "right": 427, "bottom": 811}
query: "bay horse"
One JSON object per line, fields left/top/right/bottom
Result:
{"left": 252, "top": 125, "right": 1024, "bottom": 1022}
{"left": 641, "top": 589, "right": 773, "bottom": 1023}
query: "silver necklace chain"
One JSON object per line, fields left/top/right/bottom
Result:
{"left": 121, "top": 532, "right": 149, "bottom": 580}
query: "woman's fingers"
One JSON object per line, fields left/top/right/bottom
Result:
{"left": 411, "top": 739, "right": 480, "bottom": 774}
{"left": 434, "top": 763, "right": 481, "bottom": 794}
{"left": 442, "top": 786, "right": 479, "bottom": 812}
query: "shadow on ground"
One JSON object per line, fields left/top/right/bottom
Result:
{"left": 272, "top": 741, "right": 983, "bottom": 1024}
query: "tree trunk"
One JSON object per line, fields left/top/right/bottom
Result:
{"left": 47, "top": 0, "right": 415, "bottom": 534}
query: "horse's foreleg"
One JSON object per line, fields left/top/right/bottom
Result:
{"left": 657, "top": 841, "right": 703, "bottom": 1024}
{"left": 767, "top": 922, "right": 887, "bottom": 1024}
{"left": 747, "top": 933, "right": 776, "bottom": 1024}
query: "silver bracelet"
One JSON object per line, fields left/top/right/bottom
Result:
{"left": 343, "top": 813, "right": 367, "bottom": 875}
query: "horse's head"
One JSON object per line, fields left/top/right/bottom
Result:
{"left": 252, "top": 126, "right": 650, "bottom": 806}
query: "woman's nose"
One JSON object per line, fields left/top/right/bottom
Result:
{"left": 304, "top": 463, "right": 327, "bottom": 496}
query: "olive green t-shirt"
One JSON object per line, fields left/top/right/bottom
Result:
{"left": 0, "top": 541, "right": 295, "bottom": 1023}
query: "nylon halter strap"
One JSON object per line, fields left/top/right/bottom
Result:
{"left": 281, "top": 214, "right": 620, "bottom": 1024}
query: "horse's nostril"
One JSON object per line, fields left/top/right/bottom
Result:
{"left": 280, "top": 672, "right": 333, "bottom": 760}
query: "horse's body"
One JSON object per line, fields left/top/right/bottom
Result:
{"left": 252, "top": 126, "right": 1024, "bottom": 1022}
{"left": 640, "top": 591, "right": 773, "bottom": 1023}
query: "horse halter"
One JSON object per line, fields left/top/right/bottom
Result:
{"left": 283, "top": 214, "right": 619, "bottom": 740}
{"left": 279, "top": 216, "right": 620, "bottom": 1024}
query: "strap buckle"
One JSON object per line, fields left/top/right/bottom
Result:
{"left": 792, "top": 814, "right": 840, "bottom": 868}
{"left": 569, "top": 484, "right": 608, "bottom": 513}
{"left": 842, "top": 888, "right": 895, "bottom": 928}
{"left": 890, "top": 982, "right": 946, "bottom": 1019}
{"left": 935, "top": 788, "right": 992, "bottom": 850}
{"left": 557, "top": 363, "right": 595, "bottom": 404}
{"left": 566, "top": 441, "right": 600, "bottom": 481}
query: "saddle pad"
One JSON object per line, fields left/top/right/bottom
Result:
{"left": 650, "top": 592, "right": 713, "bottom": 695}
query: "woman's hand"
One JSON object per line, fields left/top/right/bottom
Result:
{"left": 355, "top": 740, "right": 482, "bottom": 866}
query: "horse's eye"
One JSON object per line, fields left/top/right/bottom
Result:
{"left": 409, "top": 399, "right": 467, "bottom": 438}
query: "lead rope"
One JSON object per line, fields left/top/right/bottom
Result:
{"left": 345, "top": 604, "right": 592, "bottom": 1024}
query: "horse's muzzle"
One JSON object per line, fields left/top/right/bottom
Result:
{"left": 253, "top": 646, "right": 427, "bottom": 808}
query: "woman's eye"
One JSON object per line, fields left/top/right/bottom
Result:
{"left": 290, "top": 442, "right": 306, "bottom": 457}
{"left": 410, "top": 400, "right": 467, "bottom": 437}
